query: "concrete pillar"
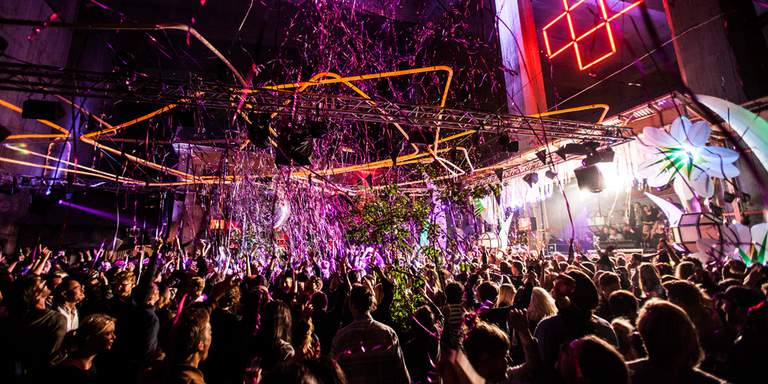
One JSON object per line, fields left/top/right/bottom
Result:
{"left": 663, "top": 0, "right": 768, "bottom": 103}
{"left": 495, "top": 0, "right": 547, "bottom": 115}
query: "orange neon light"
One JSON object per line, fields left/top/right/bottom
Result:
{"left": 542, "top": 0, "right": 644, "bottom": 71}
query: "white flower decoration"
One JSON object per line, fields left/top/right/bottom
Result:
{"left": 637, "top": 117, "right": 740, "bottom": 199}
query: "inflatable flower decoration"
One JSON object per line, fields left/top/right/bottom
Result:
{"left": 638, "top": 117, "right": 740, "bottom": 199}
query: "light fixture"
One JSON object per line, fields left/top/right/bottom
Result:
{"left": 536, "top": 150, "right": 548, "bottom": 164}
{"left": 582, "top": 147, "right": 615, "bottom": 167}
{"left": 523, "top": 172, "right": 539, "bottom": 187}
{"left": 545, "top": 170, "right": 558, "bottom": 179}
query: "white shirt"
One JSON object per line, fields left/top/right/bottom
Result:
{"left": 56, "top": 304, "right": 79, "bottom": 332}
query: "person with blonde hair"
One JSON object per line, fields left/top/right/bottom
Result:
{"left": 527, "top": 287, "right": 557, "bottom": 330}
{"left": 496, "top": 284, "right": 516, "bottom": 308}
{"left": 44, "top": 313, "right": 116, "bottom": 382}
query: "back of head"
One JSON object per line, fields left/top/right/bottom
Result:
{"left": 663, "top": 280, "right": 703, "bottom": 310}
{"left": 567, "top": 335, "right": 628, "bottom": 384}
{"left": 303, "top": 356, "right": 347, "bottom": 384}
{"left": 476, "top": 281, "right": 499, "bottom": 304}
{"left": 445, "top": 281, "right": 464, "bottom": 304}
{"left": 497, "top": 283, "right": 516, "bottom": 306}
{"left": 260, "top": 300, "right": 293, "bottom": 344}
{"left": 463, "top": 321, "right": 510, "bottom": 369}
{"left": 11, "top": 274, "right": 44, "bottom": 313}
{"left": 598, "top": 272, "right": 621, "bottom": 293}
{"left": 413, "top": 305, "right": 436, "bottom": 331}
{"left": 608, "top": 290, "right": 638, "bottom": 321}
{"left": 169, "top": 307, "right": 211, "bottom": 363}
{"left": 637, "top": 299, "right": 702, "bottom": 369}
{"left": 310, "top": 291, "right": 328, "bottom": 311}
{"left": 349, "top": 284, "right": 375, "bottom": 313}
{"left": 565, "top": 270, "right": 599, "bottom": 313}
{"left": 639, "top": 263, "right": 661, "bottom": 293}
{"left": 675, "top": 261, "right": 696, "bottom": 280}
{"left": 527, "top": 286, "right": 557, "bottom": 323}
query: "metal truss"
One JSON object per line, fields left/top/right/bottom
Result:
{"left": 0, "top": 62, "right": 632, "bottom": 144}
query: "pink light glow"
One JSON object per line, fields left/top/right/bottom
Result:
{"left": 542, "top": 0, "right": 645, "bottom": 71}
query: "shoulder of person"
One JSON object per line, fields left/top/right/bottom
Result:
{"left": 692, "top": 368, "right": 728, "bottom": 384}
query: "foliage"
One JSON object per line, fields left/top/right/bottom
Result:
{"left": 345, "top": 186, "right": 430, "bottom": 255}
{"left": 388, "top": 268, "right": 426, "bottom": 335}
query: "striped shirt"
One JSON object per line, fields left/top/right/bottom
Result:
{"left": 330, "top": 314, "right": 411, "bottom": 384}
{"left": 442, "top": 303, "right": 465, "bottom": 347}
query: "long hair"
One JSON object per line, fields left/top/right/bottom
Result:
{"left": 527, "top": 287, "right": 557, "bottom": 325}
{"left": 637, "top": 299, "right": 703, "bottom": 369}
{"left": 496, "top": 284, "right": 516, "bottom": 307}
{"left": 638, "top": 263, "right": 662, "bottom": 296}
{"left": 259, "top": 300, "right": 292, "bottom": 345}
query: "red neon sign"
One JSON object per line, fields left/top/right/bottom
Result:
{"left": 543, "top": 0, "right": 644, "bottom": 70}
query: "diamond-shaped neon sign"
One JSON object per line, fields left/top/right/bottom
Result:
{"left": 543, "top": 0, "right": 644, "bottom": 70}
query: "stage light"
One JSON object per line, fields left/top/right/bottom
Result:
{"left": 574, "top": 165, "right": 605, "bottom": 193}
{"left": 545, "top": 170, "right": 558, "bottom": 179}
{"left": 536, "top": 150, "right": 548, "bottom": 164}
{"left": 523, "top": 172, "right": 539, "bottom": 187}
{"left": 723, "top": 192, "right": 736, "bottom": 203}
{"left": 582, "top": 147, "right": 615, "bottom": 167}
{"left": 22, "top": 100, "right": 65, "bottom": 121}
{"left": 556, "top": 141, "right": 599, "bottom": 159}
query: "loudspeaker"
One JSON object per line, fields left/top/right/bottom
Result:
{"left": 247, "top": 113, "right": 271, "bottom": 148}
{"left": 22, "top": 100, "right": 65, "bottom": 121}
{"left": 574, "top": 165, "right": 604, "bottom": 193}
{"left": 0, "top": 125, "right": 10, "bottom": 142}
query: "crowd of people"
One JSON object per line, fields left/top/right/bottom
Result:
{"left": 594, "top": 202, "right": 668, "bottom": 249}
{"left": 0, "top": 238, "right": 766, "bottom": 384}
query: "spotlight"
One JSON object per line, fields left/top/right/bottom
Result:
{"left": 246, "top": 112, "right": 271, "bottom": 148}
{"left": 522, "top": 172, "right": 539, "bottom": 187}
{"left": 723, "top": 192, "right": 736, "bottom": 203}
{"left": 741, "top": 193, "right": 751, "bottom": 203}
{"left": 574, "top": 165, "right": 604, "bottom": 193}
{"left": 556, "top": 141, "right": 600, "bottom": 158}
{"left": 499, "top": 135, "right": 519, "bottom": 153}
{"left": 536, "top": 150, "right": 548, "bottom": 164}
{"left": 22, "top": 100, "right": 65, "bottom": 121}
{"left": 545, "top": 170, "right": 558, "bottom": 179}
{"left": 0, "top": 124, "right": 10, "bottom": 143}
{"left": 582, "top": 147, "right": 615, "bottom": 167}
